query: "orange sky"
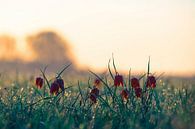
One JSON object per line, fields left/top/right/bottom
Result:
{"left": 0, "top": 0, "right": 194, "bottom": 76}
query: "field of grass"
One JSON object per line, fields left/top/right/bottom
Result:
{"left": 0, "top": 62, "right": 194, "bottom": 129}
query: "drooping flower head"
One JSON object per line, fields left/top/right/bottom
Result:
{"left": 131, "top": 78, "right": 140, "bottom": 89}
{"left": 94, "top": 78, "right": 101, "bottom": 88}
{"left": 50, "top": 81, "right": 60, "bottom": 95}
{"left": 135, "top": 87, "right": 142, "bottom": 98}
{"left": 120, "top": 89, "right": 129, "bottom": 100}
{"left": 89, "top": 87, "right": 99, "bottom": 103}
{"left": 146, "top": 76, "right": 156, "bottom": 88}
{"left": 35, "top": 77, "right": 44, "bottom": 89}
{"left": 114, "top": 74, "right": 123, "bottom": 87}
{"left": 56, "top": 78, "right": 64, "bottom": 91}
{"left": 90, "top": 94, "right": 97, "bottom": 103}
{"left": 90, "top": 87, "right": 99, "bottom": 97}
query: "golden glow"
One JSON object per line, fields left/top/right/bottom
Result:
{"left": 16, "top": 37, "right": 36, "bottom": 62}
{"left": 0, "top": 35, "right": 35, "bottom": 62}
{"left": 0, "top": 0, "right": 194, "bottom": 76}
{"left": 0, "top": 35, "right": 17, "bottom": 60}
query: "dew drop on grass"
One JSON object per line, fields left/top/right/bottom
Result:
{"left": 13, "top": 96, "right": 17, "bottom": 101}
{"left": 20, "top": 87, "right": 24, "bottom": 92}
{"left": 68, "top": 91, "right": 72, "bottom": 97}
{"left": 64, "top": 91, "right": 69, "bottom": 97}
{"left": 30, "top": 90, "right": 33, "bottom": 94}
{"left": 162, "top": 92, "right": 165, "bottom": 96}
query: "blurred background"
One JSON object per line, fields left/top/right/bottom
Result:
{"left": 0, "top": 0, "right": 194, "bottom": 77}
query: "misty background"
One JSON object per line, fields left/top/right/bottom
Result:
{"left": 0, "top": 30, "right": 195, "bottom": 88}
{"left": 0, "top": 31, "right": 83, "bottom": 76}
{"left": 0, "top": 0, "right": 194, "bottom": 78}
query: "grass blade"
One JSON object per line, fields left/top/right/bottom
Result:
{"left": 112, "top": 53, "right": 117, "bottom": 75}
{"left": 40, "top": 67, "right": 50, "bottom": 89}
{"left": 56, "top": 63, "right": 72, "bottom": 78}
{"left": 108, "top": 59, "right": 114, "bottom": 80}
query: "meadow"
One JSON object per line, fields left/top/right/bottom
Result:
{"left": 0, "top": 60, "right": 194, "bottom": 129}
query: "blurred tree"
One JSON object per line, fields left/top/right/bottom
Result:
{"left": 27, "top": 31, "right": 75, "bottom": 65}
{"left": 0, "top": 35, "right": 17, "bottom": 61}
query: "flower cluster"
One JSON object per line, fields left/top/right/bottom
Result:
{"left": 113, "top": 74, "right": 157, "bottom": 99}
{"left": 35, "top": 77, "right": 65, "bottom": 95}
{"left": 130, "top": 75, "right": 156, "bottom": 98}
{"left": 35, "top": 70, "right": 157, "bottom": 103}
{"left": 50, "top": 78, "right": 65, "bottom": 95}
{"left": 131, "top": 77, "right": 142, "bottom": 98}
{"left": 113, "top": 74, "right": 130, "bottom": 100}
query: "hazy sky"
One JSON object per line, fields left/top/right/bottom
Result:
{"left": 0, "top": 0, "right": 194, "bottom": 75}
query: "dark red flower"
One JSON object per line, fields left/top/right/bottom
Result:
{"left": 120, "top": 89, "right": 129, "bottom": 100}
{"left": 131, "top": 78, "right": 140, "bottom": 89}
{"left": 90, "top": 87, "right": 99, "bottom": 97}
{"left": 90, "top": 94, "right": 97, "bottom": 103}
{"left": 146, "top": 76, "right": 156, "bottom": 88}
{"left": 94, "top": 78, "right": 101, "bottom": 88}
{"left": 56, "top": 78, "right": 64, "bottom": 91}
{"left": 35, "top": 77, "right": 44, "bottom": 89}
{"left": 114, "top": 74, "right": 123, "bottom": 86}
{"left": 50, "top": 81, "right": 60, "bottom": 95}
{"left": 89, "top": 87, "right": 99, "bottom": 103}
{"left": 135, "top": 87, "right": 142, "bottom": 98}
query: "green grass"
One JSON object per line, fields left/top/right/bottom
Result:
{"left": 0, "top": 62, "right": 194, "bottom": 129}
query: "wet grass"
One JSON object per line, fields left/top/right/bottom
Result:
{"left": 0, "top": 62, "right": 194, "bottom": 129}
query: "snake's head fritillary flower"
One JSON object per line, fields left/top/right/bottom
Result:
{"left": 50, "top": 81, "right": 60, "bottom": 95}
{"left": 131, "top": 78, "right": 140, "bottom": 89}
{"left": 114, "top": 74, "right": 124, "bottom": 87}
{"left": 135, "top": 87, "right": 142, "bottom": 98}
{"left": 90, "top": 87, "right": 99, "bottom": 103}
{"left": 56, "top": 78, "right": 64, "bottom": 91}
{"left": 90, "top": 87, "right": 99, "bottom": 97}
{"left": 120, "top": 89, "right": 129, "bottom": 100}
{"left": 35, "top": 77, "right": 44, "bottom": 89}
{"left": 94, "top": 78, "right": 101, "bottom": 88}
{"left": 146, "top": 76, "right": 156, "bottom": 88}
{"left": 90, "top": 94, "right": 97, "bottom": 103}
